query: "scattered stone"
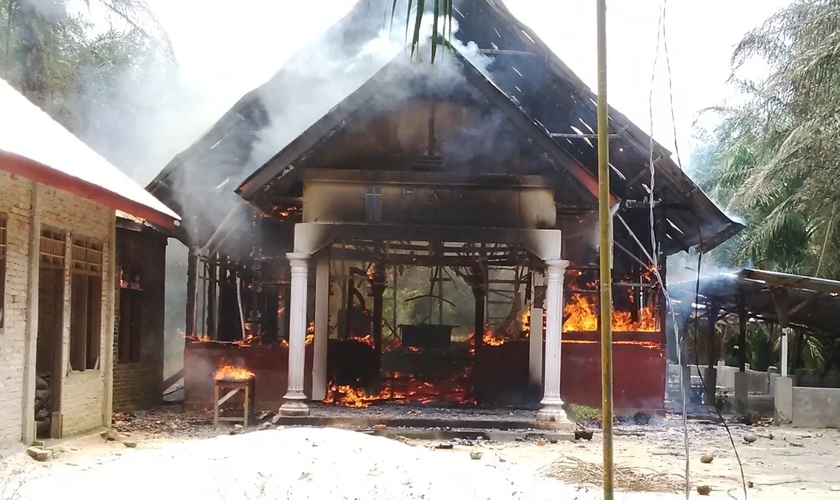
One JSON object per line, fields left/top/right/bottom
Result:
{"left": 27, "top": 447, "right": 51, "bottom": 462}
{"left": 373, "top": 424, "right": 387, "bottom": 430}
{"left": 234, "top": 424, "right": 243, "bottom": 430}
{"left": 259, "top": 422, "right": 272, "bottom": 430}
{"left": 789, "top": 442, "right": 804, "bottom": 448}
{"left": 574, "top": 430, "right": 594, "bottom": 441}
{"left": 498, "top": 456, "right": 507, "bottom": 463}
{"left": 435, "top": 443, "right": 454, "bottom": 450}
{"left": 536, "top": 439, "right": 547, "bottom": 446}
{"left": 469, "top": 451, "right": 483, "bottom": 460}
{"left": 101, "top": 429, "right": 119, "bottom": 441}
{"left": 700, "top": 454, "right": 714, "bottom": 464}
{"left": 549, "top": 438, "right": 558, "bottom": 444}
{"left": 696, "top": 485, "right": 711, "bottom": 496}
{"left": 743, "top": 433, "right": 757, "bottom": 444}
{"left": 123, "top": 441, "right": 137, "bottom": 448}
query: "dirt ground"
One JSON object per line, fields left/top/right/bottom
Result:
{"left": 1, "top": 409, "right": 838, "bottom": 499}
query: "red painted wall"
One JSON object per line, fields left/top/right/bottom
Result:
{"left": 560, "top": 341, "right": 666, "bottom": 412}
{"left": 183, "top": 339, "right": 665, "bottom": 413}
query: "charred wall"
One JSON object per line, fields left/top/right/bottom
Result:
{"left": 302, "top": 174, "right": 556, "bottom": 229}
{"left": 112, "top": 226, "right": 168, "bottom": 412}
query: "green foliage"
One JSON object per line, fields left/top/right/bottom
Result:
{"left": 569, "top": 405, "right": 601, "bottom": 424}
{"left": 693, "top": 0, "right": 840, "bottom": 375}
{"left": 0, "top": 0, "right": 172, "bottom": 131}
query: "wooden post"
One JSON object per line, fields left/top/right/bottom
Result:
{"left": 206, "top": 254, "right": 217, "bottom": 340}
{"left": 185, "top": 250, "right": 197, "bottom": 337}
{"left": 370, "top": 261, "right": 386, "bottom": 392}
{"left": 706, "top": 299, "right": 720, "bottom": 368}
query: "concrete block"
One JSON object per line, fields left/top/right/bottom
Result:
{"left": 774, "top": 376, "right": 793, "bottom": 425}
{"left": 734, "top": 371, "right": 749, "bottom": 413}
{"left": 26, "top": 447, "right": 50, "bottom": 461}
{"left": 791, "top": 386, "right": 840, "bottom": 428}
{"left": 768, "top": 373, "right": 780, "bottom": 395}
{"left": 703, "top": 367, "right": 717, "bottom": 406}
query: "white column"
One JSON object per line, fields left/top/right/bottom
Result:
{"left": 781, "top": 327, "right": 790, "bottom": 377}
{"left": 528, "top": 272, "right": 544, "bottom": 388}
{"left": 536, "top": 259, "right": 573, "bottom": 430}
{"left": 311, "top": 250, "right": 330, "bottom": 401}
{"left": 280, "top": 252, "right": 311, "bottom": 417}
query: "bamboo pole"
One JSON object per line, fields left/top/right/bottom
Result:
{"left": 595, "top": 0, "right": 614, "bottom": 498}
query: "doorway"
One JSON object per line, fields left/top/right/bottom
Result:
{"left": 35, "top": 228, "right": 65, "bottom": 439}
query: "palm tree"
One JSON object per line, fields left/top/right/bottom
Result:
{"left": 695, "top": 0, "right": 840, "bottom": 277}
{"left": 692, "top": 0, "right": 840, "bottom": 374}
{"left": 0, "top": 0, "right": 172, "bottom": 126}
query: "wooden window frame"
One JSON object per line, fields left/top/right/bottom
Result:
{"left": 117, "top": 268, "right": 143, "bottom": 364}
{"left": 68, "top": 236, "right": 103, "bottom": 372}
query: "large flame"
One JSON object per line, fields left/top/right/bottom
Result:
{"left": 214, "top": 364, "right": 255, "bottom": 382}
{"left": 563, "top": 293, "right": 656, "bottom": 332}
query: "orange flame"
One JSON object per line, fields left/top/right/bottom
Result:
{"left": 214, "top": 364, "right": 255, "bottom": 382}
{"left": 563, "top": 293, "right": 657, "bottom": 332}
{"left": 280, "top": 333, "right": 314, "bottom": 348}
{"left": 324, "top": 370, "right": 473, "bottom": 407}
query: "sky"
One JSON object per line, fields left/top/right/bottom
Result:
{"left": 143, "top": 0, "right": 793, "bottom": 170}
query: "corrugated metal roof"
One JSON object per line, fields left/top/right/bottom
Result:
{"left": 0, "top": 79, "right": 180, "bottom": 227}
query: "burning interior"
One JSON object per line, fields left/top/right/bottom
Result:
{"left": 148, "top": 0, "right": 742, "bottom": 422}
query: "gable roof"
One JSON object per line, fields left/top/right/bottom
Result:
{"left": 147, "top": 0, "right": 742, "bottom": 253}
{"left": 0, "top": 79, "right": 180, "bottom": 230}
{"left": 235, "top": 48, "right": 611, "bottom": 207}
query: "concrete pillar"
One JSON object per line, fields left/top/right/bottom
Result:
{"left": 101, "top": 210, "right": 117, "bottom": 428}
{"left": 734, "top": 371, "right": 748, "bottom": 413}
{"left": 528, "top": 272, "right": 545, "bottom": 388}
{"left": 703, "top": 366, "right": 718, "bottom": 406}
{"left": 280, "top": 253, "right": 311, "bottom": 417}
{"left": 21, "top": 182, "right": 41, "bottom": 444}
{"left": 536, "top": 259, "right": 573, "bottom": 430}
{"left": 311, "top": 250, "right": 330, "bottom": 401}
{"left": 774, "top": 376, "right": 793, "bottom": 425}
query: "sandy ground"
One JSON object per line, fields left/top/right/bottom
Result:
{"left": 0, "top": 410, "right": 838, "bottom": 499}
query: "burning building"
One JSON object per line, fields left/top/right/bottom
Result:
{"left": 146, "top": 0, "right": 741, "bottom": 425}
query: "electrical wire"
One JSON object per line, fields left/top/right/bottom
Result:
{"left": 647, "top": 1, "right": 749, "bottom": 498}
{"left": 645, "top": 2, "right": 690, "bottom": 499}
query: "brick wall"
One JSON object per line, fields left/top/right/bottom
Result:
{"left": 0, "top": 171, "right": 33, "bottom": 448}
{"left": 0, "top": 170, "right": 115, "bottom": 446}
{"left": 112, "top": 226, "right": 167, "bottom": 412}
